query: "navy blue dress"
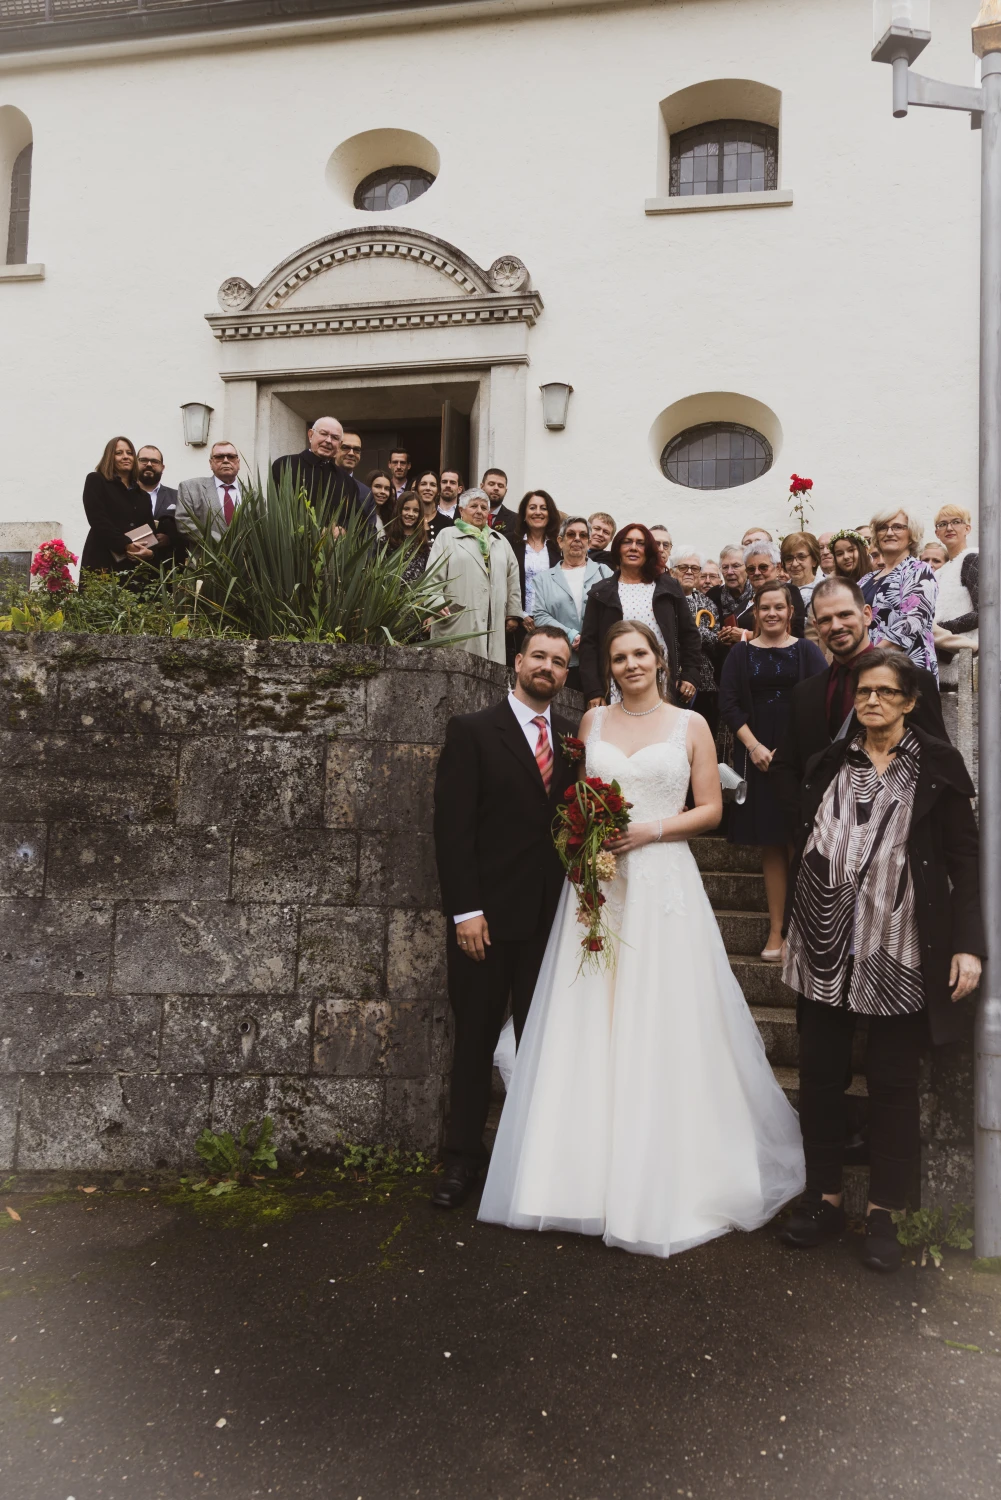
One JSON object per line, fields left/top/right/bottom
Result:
{"left": 721, "top": 640, "right": 827, "bottom": 845}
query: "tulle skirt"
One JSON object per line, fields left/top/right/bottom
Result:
{"left": 478, "top": 843, "right": 805, "bottom": 1258}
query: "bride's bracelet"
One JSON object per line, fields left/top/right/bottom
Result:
{"left": 654, "top": 819, "right": 663, "bottom": 843}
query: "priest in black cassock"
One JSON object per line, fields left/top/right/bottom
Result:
{"left": 271, "top": 416, "right": 375, "bottom": 532}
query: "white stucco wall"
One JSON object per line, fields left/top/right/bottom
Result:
{"left": 0, "top": 0, "right": 982, "bottom": 563}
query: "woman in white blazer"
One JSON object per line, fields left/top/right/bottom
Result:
{"left": 426, "top": 488, "right": 524, "bottom": 663}
{"left": 529, "top": 515, "right": 613, "bottom": 692}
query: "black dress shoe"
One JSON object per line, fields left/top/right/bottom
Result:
{"left": 431, "top": 1162, "right": 481, "bottom": 1209}
{"left": 860, "top": 1208, "right": 903, "bottom": 1273}
{"left": 778, "top": 1190, "right": 846, "bottom": 1248}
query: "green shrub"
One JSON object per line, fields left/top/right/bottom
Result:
{"left": 177, "top": 470, "right": 455, "bottom": 645}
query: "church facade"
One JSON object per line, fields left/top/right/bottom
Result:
{"left": 0, "top": 0, "right": 982, "bottom": 566}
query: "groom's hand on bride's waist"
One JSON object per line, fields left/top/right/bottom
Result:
{"left": 456, "top": 915, "right": 491, "bottom": 962}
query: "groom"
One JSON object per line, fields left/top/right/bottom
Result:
{"left": 432, "top": 625, "right": 577, "bottom": 1208}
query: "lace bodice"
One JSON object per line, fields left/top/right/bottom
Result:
{"left": 586, "top": 706, "right": 692, "bottom": 821}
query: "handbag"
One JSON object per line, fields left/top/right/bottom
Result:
{"left": 715, "top": 722, "right": 747, "bottom": 803}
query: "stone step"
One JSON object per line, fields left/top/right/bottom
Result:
{"left": 773, "top": 1065, "right": 869, "bottom": 1101}
{"left": 717, "top": 909, "right": 771, "bottom": 956}
{"left": 703, "top": 871, "right": 769, "bottom": 912}
{"left": 730, "top": 957, "right": 797, "bottom": 1006}
{"left": 691, "top": 837, "right": 762, "bottom": 874}
{"left": 750, "top": 1006, "right": 868, "bottom": 1070}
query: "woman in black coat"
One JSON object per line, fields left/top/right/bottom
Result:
{"left": 577, "top": 523, "right": 703, "bottom": 704}
{"left": 80, "top": 436, "right": 157, "bottom": 579}
{"left": 779, "top": 648, "right": 984, "bottom": 1272}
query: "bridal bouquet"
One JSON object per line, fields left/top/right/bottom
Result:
{"left": 554, "top": 776, "right": 632, "bottom": 970}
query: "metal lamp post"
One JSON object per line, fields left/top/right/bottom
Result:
{"left": 873, "top": 1, "right": 1001, "bottom": 1257}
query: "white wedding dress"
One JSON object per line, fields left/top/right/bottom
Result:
{"left": 478, "top": 707, "right": 805, "bottom": 1258}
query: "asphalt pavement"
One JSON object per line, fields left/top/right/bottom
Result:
{"left": 1, "top": 1170, "right": 1000, "bottom": 1499}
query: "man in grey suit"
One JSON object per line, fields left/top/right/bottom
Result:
{"left": 177, "top": 440, "right": 243, "bottom": 542}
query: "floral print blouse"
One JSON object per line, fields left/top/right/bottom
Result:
{"left": 860, "top": 556, "right": 939, "bottom": 682}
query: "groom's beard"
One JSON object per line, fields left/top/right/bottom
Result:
{"left": 519, "top": 669, "right": 559, "bottom": 701}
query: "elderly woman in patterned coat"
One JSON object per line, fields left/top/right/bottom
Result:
{"left": 859, "top": 505, "right": 939, "bottom": 681}
{"left": 779, "top": 649, "right": 984, "bottom": 1273}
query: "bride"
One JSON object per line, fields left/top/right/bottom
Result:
{"left": 478, "top": 620, "right": 805, "bottom": 1257}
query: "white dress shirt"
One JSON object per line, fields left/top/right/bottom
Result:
{"left": 215, "top": 475, "right": 241, "bottom": 512}
{"left": 454, "top": 692, "right": 553, "bottom": 925}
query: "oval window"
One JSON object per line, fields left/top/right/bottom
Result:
{"left": 661, "top": 422, "right": 772, "bottom": 489}
{"left": 354, "top": 165, "right": 435, "bottom": 212}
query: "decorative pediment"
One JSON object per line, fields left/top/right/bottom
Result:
{"left": 207, "top": 227, "right": 542, "bottom": 342}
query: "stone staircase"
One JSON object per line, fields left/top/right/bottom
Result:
{"left": 693, "top": 832, "right": 869, "bottom": 1218}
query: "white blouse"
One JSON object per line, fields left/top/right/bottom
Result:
{"left": 617, "top": 581, "right": 667, "bottom": 657}
{"left": 523, "top": 541, "right": 552, "bottom": 616}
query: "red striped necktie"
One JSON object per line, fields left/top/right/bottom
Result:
{"left": 531, "top": 715, "right": 553, "bottom": 793}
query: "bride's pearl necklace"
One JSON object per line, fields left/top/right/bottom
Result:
{"left": 620, "top": 701, "right": 665, "bottom": 718}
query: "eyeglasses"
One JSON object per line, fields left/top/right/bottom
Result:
{"left": 673, "top": 563, "right": 701, "bottom": 574}
{"left": 564, "top": 531, "right": 589, "bottom": 542}
{"left": 339, "top": 443, "right": 362, "bottom": 454}
{"left": 783, "top": 551, "right": 812, "bottom": 564}
{"left": 855, "top": 685, "right": 906, "bottom": 703}
{"left": 746, "top": 563, "right": 774, "bottom": 576}
{"left": 935, "top": 519, "right": 964, "bottom": 531}
{"left": 876, "top": 523, "right": 908, "bottom": 536}
{"left": 212, "top": 453, "right": 239, "bottom": 462}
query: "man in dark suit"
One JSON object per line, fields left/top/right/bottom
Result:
{"left": 432, "top": 625, "right": 576, "bottom": 1207}
{"left": 271, "top": 416, "right": 375, "bottom": 532}
{"left": 773, "top": 576, "right": 948, "bottom": 824}
{"left": 482, "top": 467, "right": 519, "bottom": 540}
{"left": 335, "top": 431, "right": 371, "bottom": 507}
{"left": 136, "top": 444, "right": 186, "bottom": 570}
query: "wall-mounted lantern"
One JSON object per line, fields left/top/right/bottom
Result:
{"left": 540, "top": 381, "right": 573, "bottom": 431}
{"left": 180, "top": 401, "right": 214, "bottom": 447}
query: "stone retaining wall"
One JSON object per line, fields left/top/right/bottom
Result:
{"left": 0, "top": 634, "right": 577, "bottom": 1171}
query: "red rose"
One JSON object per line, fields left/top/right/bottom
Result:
{"left": 606, "top": 793, "right": 623, "bottom": 812}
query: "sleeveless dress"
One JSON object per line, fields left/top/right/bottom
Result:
{"left": 478, "top": 707, "right": 805, "bottom": 1258}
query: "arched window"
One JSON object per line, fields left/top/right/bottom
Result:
{"left": 661, "top": 422, "right": 773, "bottom": 489}
{"left": 6, "top": 142, "right": 32, "bottom": 264}
{"left": 353, "top": 165, "right": 435, "bottom": 212}
{"left": 670, "top": 119, "right": 777, "bottom": 198}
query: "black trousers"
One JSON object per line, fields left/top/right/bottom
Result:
{"left": 690, "top": 690, "right": 719, "bottom": 742}
{"left": 797, "top": 995, "right": 928, "bottom": 1210}
{"left": 443, "top": 917, "right": 552, "bottom": 1167}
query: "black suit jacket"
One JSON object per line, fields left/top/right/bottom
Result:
{"left": 433, "top": 698, "right": 577, "bottom": 942}
{"left": 772, "top": 659, "right": 949, "bottom": 827}
{"left": 271, "top": 450, "right": 375, "bottom": 532}
{"left": 144, "top": 484, "right": 187, "bottom": 569}
{"left": 577, "top": 572, "right": 704, "bottom": 701}
{"left": 488, "top": 504, "right": 520, "bottom": 541}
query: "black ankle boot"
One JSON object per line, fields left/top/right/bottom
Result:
{"left": 431, "top": 1161, "right": 481, "bottom": 1209}
{"left": 779, "top": 1189, "right": 846, "bottom": 1248}
{"left": 860, "top": 1208, "right": 902, "bottom": 1272}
